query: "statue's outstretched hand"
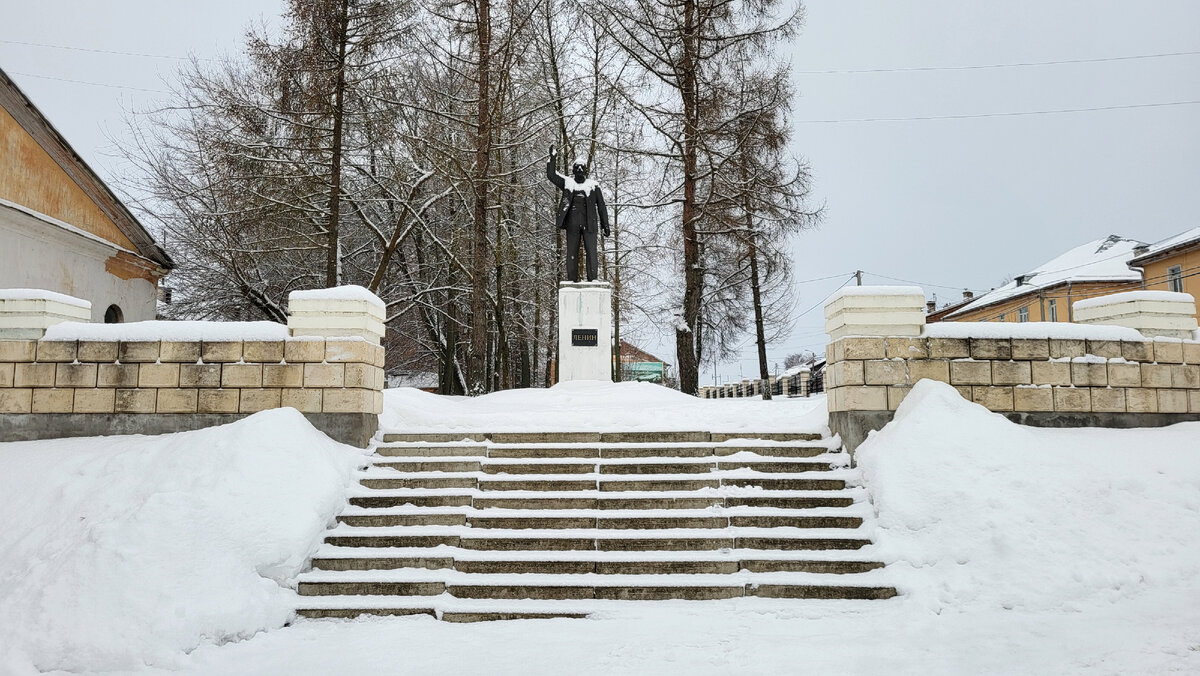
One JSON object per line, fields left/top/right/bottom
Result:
{"left": 548, "top": 145, "right": 556, "bottom": 159}
{"left": 602, "top": 226, "right": 611, "bottom": 238}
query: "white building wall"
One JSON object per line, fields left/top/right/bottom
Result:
{"left": 0, "top": 205, "right": 157, "bottom": 323}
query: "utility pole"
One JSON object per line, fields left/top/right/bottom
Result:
{"left": 855, "top": 270, "right": 863, "bottom": 286}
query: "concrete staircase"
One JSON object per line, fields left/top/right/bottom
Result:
{"left": 296, "top": 430, "right": 896, "bottom": 622}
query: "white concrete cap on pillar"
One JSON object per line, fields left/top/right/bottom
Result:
{"left": 0, "top": 288, "right": 92, "bottom": 339}
{"left": 558, "top": 281, "right": 613, "bottom": 382}
{"left": 287, "top": 285, "right": 386, "bottom": 344}
{"left": 1073, "top": 291, "right": 1198, "bottom": 339}
{"left": 824, "top": 285, "right": 926, "bottom": 340}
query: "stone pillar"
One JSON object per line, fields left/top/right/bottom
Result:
{"left": 558, "top": 282, "right": 613, "bottom": 382}
{"left": 0, "top": 289, "right": 91, "bottom": 339}
{"left": 287, "top": 285, "right": 386, "bottom": 344}
{"left": 825, "top": 286, "right": 926, "bottom": 453}
{"left": 1074, "top": 291, "right": 1198, "bottom": 339}
{"left": 824, "top": 285, "right": 926, "bottom": 340}
{"left": 798, "top": 367, "right": 811, "bottom": 397}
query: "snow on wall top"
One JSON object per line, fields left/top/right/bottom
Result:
{"left": 829, "top": 285, "right": 924, "bottom": 301}
{"left": 43, "top": 320, "right": 289, "bottom": 342}
{"left": 0, "top": 288, "right": 92, "bottom": 309}
{"left": 924, "top": 321, "right": 1145, "bottom": 341}
{"left": 1073, "top": 290, "right": 1196, "bottom": 311}
{"left": 288, "top": 285, "right": 384, "bottom": 306}
{"left": 1129, "top": 226, "right": 1200, "bottom": 262}
{"left": 947, "top": 235, "right": 1145, "bottom": 318}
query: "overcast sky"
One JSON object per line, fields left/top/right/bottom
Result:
{"left": 2, "top": 0, "right": 1198, "bottom": 384}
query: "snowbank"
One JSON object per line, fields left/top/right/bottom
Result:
{"left": 0, "top": 409, "right": 363, "bottom": 673}
{"left": 381, "top": 381, "right": 828, "bottom": 434}
{"left": 43, "top": 320, "right": 289, "bottom": 342}
{"left": 857, "top": 380, "right": 1200, "bottom": 612}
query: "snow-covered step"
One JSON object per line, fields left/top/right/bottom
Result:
{"left": 311, "top": 554, "right": 884, "bottom": 576}
{"left": 336, "top": 513, "right": 864, "bottom": 530}
{"left": 379, "top": 431, "right": 824, "bottom": 445}
{"left": 348, "top": 490, "right": 864, "bottom": 510}
{"left": 296, "top": 569, "right": 895, "bottom": 601}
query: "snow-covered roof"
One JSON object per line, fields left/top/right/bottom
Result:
{"left": 1128, "top": 226, "right": 1200, "bottom": 265}
{"left": 947, "top": 235, "right": 1145, "bottom": 318}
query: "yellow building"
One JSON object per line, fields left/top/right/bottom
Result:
{"left": 939, "top": 235, "right": 1144, "bottom": 323}
{"left": 1128, "top": 227, "right": 1200, "bottom": 303}
{"left": 0, "top": 67, "right": 171, "bottom": 322}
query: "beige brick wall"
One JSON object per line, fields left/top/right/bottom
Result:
{"left": 827, "top": 335, "right": 1200, "bottom": 415}
{"left": 0, "top": 338, "right": 385, "bottom": 416}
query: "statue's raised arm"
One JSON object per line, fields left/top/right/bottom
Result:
{"left": 546, "top": 146, "right": 565, "bottom": 190}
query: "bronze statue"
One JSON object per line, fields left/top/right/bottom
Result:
{"left": 546, "top": 146, "right": 609, "bottom": 282}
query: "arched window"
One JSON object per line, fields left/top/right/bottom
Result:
{"left": 104, "top": 304, "right": 123, "bottom": 324}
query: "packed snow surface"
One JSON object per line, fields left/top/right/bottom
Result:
{"left": 5, "top": 384, "right": 1200, "bottom": 674}
{"left": 0, "top": 288, "right": 91, "bottom": 308}
{"left": 0, "top": 409, "right": 362, "bottom": 673}
{"left": 288, "top": 285, "right": 383, "bottom": 305}
{"left": 43, "top": 320, "right": 289, "bottom": 342}
{"left": 380, "top": 381, "right": 829, "bottom": 434}
{"left": 857, "top": 380, "right": 1200, "bottom": 612}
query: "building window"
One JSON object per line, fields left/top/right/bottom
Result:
{"left": 104, "top": 305, "right": 123, "bottom": 324}
{"left": 998, "top": 313, "right": 1006, "bottom": 322}
{"left": 1048, "top": 299, "right": 1058, "bottom": 321}
{"left": 1018, "top": 306, "right": 1029, "bottom": 322}
{"left": 1168, "top": 265, "right": 1184, "bottom": 293}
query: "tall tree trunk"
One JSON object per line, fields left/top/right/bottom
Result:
{"left": 747, "top": 231, "right": 771, "bottom": 400}
{"left": 675, "top": 0, "right": 701, "bottom": 395}
{"left": 469, "top": 0, "right": 493, "bottom": 393}
{"left": 325, "top": 0, "right": 350, "bottom": 287}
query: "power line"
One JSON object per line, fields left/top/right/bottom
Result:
{"left": 795, "top": 49, "right": 1200, "bottom": 74}
{"left": 794, "top": 99, "right": 1200, "bottom": 124}
{"left": 7, "top": 71, "right": 170, "bottom": 94}
{"left": 0, "top": 38, "right": 213, "bottom": 62}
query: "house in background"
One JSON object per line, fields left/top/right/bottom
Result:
{"left": 1128, "top": 227, "right": 1200, "bottom": 302}
{"left": 617, "top": 340, "right": 671, "bottom": 384}
{"left": 0, "top": 67, "right": 171, "bottom": 322}
{"left": 934, "top": 235, "right": 1145, "bottom": 324}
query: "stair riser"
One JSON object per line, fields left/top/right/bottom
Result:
{"left": 482, "top": 464, "right": 596, "bottom": 475}
{"left": 350, "top": 496, "right": 473, "bottom": 508}
{"left": 487, "top": 447, "right": 600, "bottom": 459}
{"left": 338, "top": 515, "right": 467, "bottom": 527}
{"left": 298, "top": 608, "right": 435, "bottom": 619}
{"left": 312, "top": 557, "right": 453, "bottom": 571}
{"left": 376, "top": 446, "right": 487, "bottom": 457}
{"left": 322, "top": 537, "right": 870, "bottom": 551}
{"left": 299, "top": 582, "right": 445, "bottom": 596}
{"left": 308, "top": 559, "right": 883, "bottom": 575}
{"left": 375, "top": 462, "right": 482, "bottom": 472}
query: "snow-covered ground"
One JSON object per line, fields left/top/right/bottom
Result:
{"left": 380, "top": 380, "right": 830, "bottom": 434}
{"left": 2, "top": 383, "right": 1198, "bottom": 675}
{"left": 0, "top": 410, "right": 363, "bottom": 674}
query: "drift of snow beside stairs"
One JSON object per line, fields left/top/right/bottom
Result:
{"left": 857, "top": 379, "right": 1200, "bottom": 613}
{"left": 0, "top": 409, "right": 364, "bottom": 674}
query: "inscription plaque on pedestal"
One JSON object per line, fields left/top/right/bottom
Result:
{"left": 571, "top": 329, "right": 598, "bottom": 347}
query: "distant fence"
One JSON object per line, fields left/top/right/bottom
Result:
{"left": 699, "top": 367, "right": 821, "bottom": 399}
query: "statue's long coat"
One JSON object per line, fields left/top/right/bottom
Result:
{"left": 546, "top": 162, "right": 610, "bottom": 234}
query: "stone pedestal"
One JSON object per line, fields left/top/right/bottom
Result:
{"left": 0, "top": 289, "right": 91, "bottom": 339}
{"left": 287, "top": 285, "right": 386, "bottom": 344}
{"left": 1074, "top": 291, "right": 1198, "bottom": 339}
{"left": 558, "top": 282, "right": 612, "bottom": 382}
